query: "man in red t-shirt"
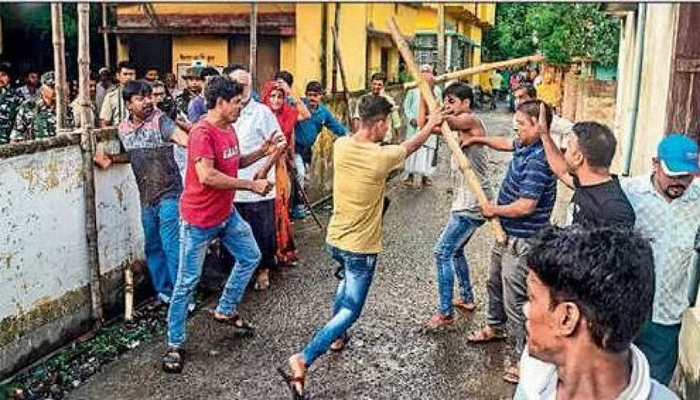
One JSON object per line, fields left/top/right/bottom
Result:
{"left": 163, "top": 76, "right": 276, "bottom": 373}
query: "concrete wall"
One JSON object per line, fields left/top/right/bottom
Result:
{"left": 0, "top": 140, "right": 144, "bottom": 379}
{"left": 612, "top": 4, "right": 678, "bottom": 176}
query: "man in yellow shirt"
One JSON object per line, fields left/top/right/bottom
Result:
{"left": 279, "top": 95, "right": 442, "bottom": 399}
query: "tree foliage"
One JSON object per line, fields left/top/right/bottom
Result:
{"left": 483, "top": 3, "right": 620, "bottom": 66}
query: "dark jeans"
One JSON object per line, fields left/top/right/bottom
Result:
{"left": 235, "top": 200, "right": 277, "bottom": 269}
{"left": 634, "top": 320, "right": 681, "bottom": 386}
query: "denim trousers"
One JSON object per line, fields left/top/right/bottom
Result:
{"left": 141, "top": 196, "right": 180, "bottom": 301}
{"left": 434, "top": 213, "right": 484, "bottom": 316}
{"left": 486, "top": 237, "right": 531, "bottom": 358}
{"left": 167, "top": 210, "right": 261, "bottom": 348}
{"left": 301, "top": 245, "right": 378, "bottom": 366}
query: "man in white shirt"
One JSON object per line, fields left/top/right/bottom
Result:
{"left": 229, "top": 68, "right": 285, "bottom": 291}
{"left": 515, "top": 226, "right": 677, "bottom": 400}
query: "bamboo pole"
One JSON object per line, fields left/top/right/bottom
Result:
{"left": 404, "top": 54, "right": 544, "bottom": 89}
{"left": 436, "top": 4, "right": 446, "bottom": 76}
{"left": 78, "top": 2, "right": 104, "bottom": 326}
{"left": 331, "top": 25, "right": 352, "bottom": 127}
{"left": 389, "top": 18, "right": 506, "bottom": 244}
{"left": 102, "top": 3, "right": 111, "bottom": 68}
{"left": 249, "top": 3, "right": 258, "bottom": 88}
{"left": 331, "top": 4, "right": 340, "bottom": 93}
{"left": 51, "top": 3, "right": 68, "bottom": 130}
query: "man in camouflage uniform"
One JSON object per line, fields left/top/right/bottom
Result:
{"left": 10, "top": 71, "right": 58, "bottom": 142}
{"left": 175, "top": 67, "right": 203, "bottom": 120}
{"left": 0, "top": 62, "right": 21, "bottom": 145}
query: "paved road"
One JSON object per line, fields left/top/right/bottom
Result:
{"left": 71, "top": 109, "right": 530, "bottom": 400}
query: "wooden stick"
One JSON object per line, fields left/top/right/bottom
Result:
{"left": 331, "top": 25, "right": 352, "bottom": 127}
{"left": 249, "top": 3, "right": 258, "bottom": 88}
{"left": 51, "top": 3, "right": 68, "bottom": 130}
{"left": 388, "top": 18, "right": 506, "bottom": 244}
{"left": 78, "top": 3, "right": 104, "bottom": 326}
{"left": 124, "top": 264, "right": 134, "bottom": 322}
{"left": 404, "top": 54, "right": 544, "bottom": 89}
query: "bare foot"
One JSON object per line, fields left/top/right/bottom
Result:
{"left": 254, "top": 269, "right": 270, "bottom": 291}
{"left": 288, "top": 354, "right": 307, "bottom": 395}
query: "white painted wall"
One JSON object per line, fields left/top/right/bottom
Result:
{"left": 613, "top": 4, "right": 678, "bottom": 176}
{"left": 0, "top": 145, "right": 144, "bottom": 322}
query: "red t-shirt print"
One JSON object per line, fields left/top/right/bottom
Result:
{"left": 180, "top": 120, "right": 241, "bottom": 228}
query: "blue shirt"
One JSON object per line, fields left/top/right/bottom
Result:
{"left": 187, "top": 95, "right": 206, "bottom": 123}
{"left": 294, "top": 98, "right": 347, "bottom": 152}
{"left": 497, "top": 139, "right": 557, "bottom": 238}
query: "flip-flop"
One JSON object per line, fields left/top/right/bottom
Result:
{"left": 503, "top": 366, "right": 520, "bottom": 384}
{"left": 161, "top": 347, "right": 184, "bottom": 374}
{"left": 330, "top": 333, "right": 351, "bottom": 352}
{"left": 453, "top": 300, "right": 476, "bottom": 313}
{"left": 208, "top": 310, "right": 256, "bottom": 336}
{"left": 467, "top": 326, "right": 506, "bottom": 343}
{"left": 276, "top": 367, "right": 308, "bottom": 400}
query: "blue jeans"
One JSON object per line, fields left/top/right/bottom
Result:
{"left": 167, "top": 210, "right": 261, "bottom": 348}
{"left": 300, "top": 245, "right": 378, "bottom": 366}
{"left": 434, "top": 213, "right": 484, "bottom": 316}
{"left": 141, "top": 197, "right": 180, "bottom": 301}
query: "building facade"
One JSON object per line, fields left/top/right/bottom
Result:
{"left": 108, "top": 3, "right": 495, "bottom": 93}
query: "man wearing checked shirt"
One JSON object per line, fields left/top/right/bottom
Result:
{"left": 622, "top": 133, "right": 700, "bottom": 386}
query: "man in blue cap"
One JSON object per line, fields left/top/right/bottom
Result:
{"left": 622, "top": 133, "right": 700, "bottom": 386}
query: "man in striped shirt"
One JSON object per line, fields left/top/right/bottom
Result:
{"left": 463, "top": 99, "right": 557, "bottom": 384}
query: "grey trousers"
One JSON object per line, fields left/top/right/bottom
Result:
{"left": 486, "top": 237, "right": 530, "bottom": 357}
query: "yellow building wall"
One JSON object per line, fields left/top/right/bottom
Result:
{"left": 367, "top": 3, "right": 416, "bottom": 34}
{"left": 324, "top": 3, "right": 369, "bottom": 92}
{"left": 171, "top": 36, "right": 228, "bottom": 74}
{"left": 293, "top": 3, "right": 324, "bottom": 95}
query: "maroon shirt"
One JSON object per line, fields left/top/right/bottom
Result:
{"left": 180, "top": 120, "right": 240, "bottom": 228}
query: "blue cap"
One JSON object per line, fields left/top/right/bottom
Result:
{"left": 658, "top": 134, "right": 700, "bottom": 176}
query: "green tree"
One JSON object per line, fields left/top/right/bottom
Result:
{"left": 483, "top": 3, "right": 620, "bottom": 67}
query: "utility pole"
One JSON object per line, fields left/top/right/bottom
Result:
{"left": 436, "top": 4, "right": 446, "bottom": 75}
{"left": 51, "top": 3, "right": 68, "bottom": 130}
{"left": 249, "top": 3, "right": 258, "bottom": 88}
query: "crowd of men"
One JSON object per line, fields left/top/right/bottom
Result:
{"left": 2, "top": 57, "right": 698, "bottom": 399}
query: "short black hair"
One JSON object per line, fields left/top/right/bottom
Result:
{"left": 358, "top": 94, "right": 392, "bottom": 126}
{"left": 122, "top": 80, "right": 152, "bottom": 103}
{"left": 370, "top": 72, "right": 387, "bottom": 83}
{"left": 146, "top": 66, "right": 159, "bottom": 73}
{"left": 516, "top": 83, "right": 537, "bottom": 99}
{"left": 222, "top": 63, "right": 247, "bottom": 76}
{"left": 305, "top": 81, "right": 324, "bottom": 94}
{"left": 200, "top": 67, "right": 220, "bottom": 80}
{"left": 0, "top": 62, "right": 14, "bottom": 77}
{"left": 274, "top": 70, "right": 294, "bottom": 86}
{"left": 443, "top": 82, "right": 474, "bottom": 106}
{"left": 572, "top": 122, "right": 617, "bottom": 168}
{"left": 204, "top": 76, "right": 243, "bottom": 110}
{"left": 117, "top": 61, "right": 136, "bottom": 74}
{"left": 516, "top": 99, "right": 552, "bottom": 130}
{"left": 527, "top": 226, "right": 654, "bottom": 353}
{"left": 89, "top": 71, "right": 99, "bottom": 81}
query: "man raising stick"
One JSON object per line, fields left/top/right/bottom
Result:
{"left": 279, "top": 95, "right": 442, "bottom": 399}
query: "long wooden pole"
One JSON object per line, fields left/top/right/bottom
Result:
{"left": 436, "top": 4, "right": 446, "bottom": 76}
{"left": 78, "top": 2, "right": 104, "bottom": 326}
{"left": 331, "top": 4, "right": 340, "bottom": 93}
{"left": 331, "top": 25, "right": 352, "bottom": 127}
{"left": 404, "top": 54, "right": 544, "bottom": 89}
{"left": 102, "top": 3, "right": 111, "bottom": 68}
{"left": 249, "top": 3, "right": 258, "bottom": 88}
{"left": 389, "top": 18, "right": 506, "bottom": 244}
{"left": 51, "top": 3, "right": 68, "bottom": 130}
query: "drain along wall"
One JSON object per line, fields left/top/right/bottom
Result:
{"left": 0, "top": 142, "right": 144, "bottom": 379}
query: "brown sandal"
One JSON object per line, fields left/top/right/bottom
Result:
{"left": 467, "top": 326, "right": 506, "bottom": 343}
{"left": 208, "top": 310, "right": 256, "bottom": 336}
{"left": 277, "top": 367, "right": 308, "bottom": 399}
{"left": 453, "top": 300, "right": 476, "bottom": 313}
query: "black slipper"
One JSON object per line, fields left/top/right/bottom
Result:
{"left": 162, "top": 347, "right": 184, "bottom": 373}
{"left": 330, "top": 333, "right": 351, "bottom": 353}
